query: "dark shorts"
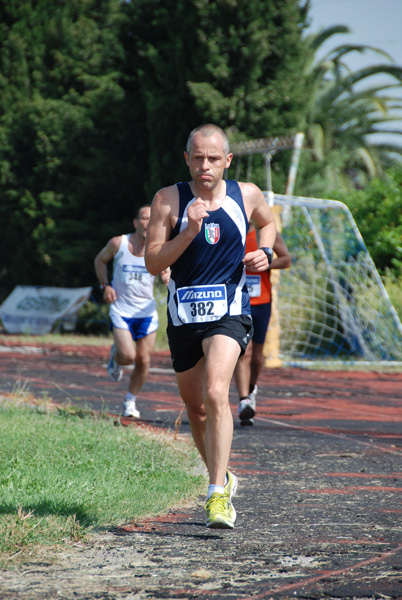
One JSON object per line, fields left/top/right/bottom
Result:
{"left": 251, "top": 302, "right": 272, "bottom": 344}
{"left": 167, "top": 314, "right": 254, "bottom": 373}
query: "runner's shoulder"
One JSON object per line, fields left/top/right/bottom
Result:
{"left": 152, "top": 184, "right": 179, "bottom": 213}
{"left": 238, "top": 181, "right": 263, "bottom": 197}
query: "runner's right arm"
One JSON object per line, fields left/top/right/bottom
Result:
{"left": 145, "top": 187, "right": 208, "bottom": 275}
{"left": 94, "top": 237, "right": 121, "bottom": 303}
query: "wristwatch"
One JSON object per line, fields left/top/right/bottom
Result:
{"left": 259, "top": 247, "right": 273, "bottom": 265}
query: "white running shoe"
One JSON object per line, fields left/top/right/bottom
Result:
{"left": 248, "top": 385, "right": 258, "bottom": 404}
{"left": 107, "top": 344, "right": 123, "bottom": 382}
{"left": 238, "top": 395, "right": 256, "bottom": 421}
{"left": 123, "top": 398, "right": 140, "bottom": 418}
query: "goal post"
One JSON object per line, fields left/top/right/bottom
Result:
{"left": 229, "top": 134, "right": 298, "bottom": 194}
{"left": 270, "top": 193, "right": 402, "bottom": 364}
{"left": 228, "top": 134, "right": 304, "bottom": 366}
{"left": 228, "top": 133, "right": 402, "bottom": 365}
{"left": 262, "top": 204, "right": 284, "bottom": 368}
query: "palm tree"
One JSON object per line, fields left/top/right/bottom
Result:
{"left": 300, "top": 25, "right": 402, "bottom": 187}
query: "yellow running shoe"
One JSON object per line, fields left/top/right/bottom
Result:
{"left": 205, "top": 493, "right": 236, "bottom": 529}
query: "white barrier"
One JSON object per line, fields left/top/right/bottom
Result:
{"left": 0, "top": 286, "right": 92, "bottom": 334}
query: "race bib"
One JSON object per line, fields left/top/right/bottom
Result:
{"left": 122, "top": 264, "right": 148, "bottom": 285}
{"left": 246, "top": 275, "right": 261, "bottom": 298}
{"left": 177, "top": 284, "right": 227, "bottom": 324}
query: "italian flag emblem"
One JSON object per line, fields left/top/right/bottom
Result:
{"left": 205, "top": 223, "right": 220, "bottom": 245}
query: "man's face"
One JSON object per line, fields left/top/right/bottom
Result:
{"left": 184, "top": 132, "right": 232, "bottom": 191}
{"left": 134, "top": 207, "right": 151, "bottom": 238}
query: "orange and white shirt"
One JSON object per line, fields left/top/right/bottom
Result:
{"left": 245, "top": 230, "right": 271, "bottom": 305}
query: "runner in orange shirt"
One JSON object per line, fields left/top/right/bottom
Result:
{"left": 234, "top": 226, "right": 291, "bottom": 425}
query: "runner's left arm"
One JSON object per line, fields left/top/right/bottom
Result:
{"left": 241, "top": 183, "right": 277, "bottom": 272}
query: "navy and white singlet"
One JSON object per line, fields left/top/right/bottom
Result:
{"left": 167, "top": 180, "right": 250, "bottom": 327}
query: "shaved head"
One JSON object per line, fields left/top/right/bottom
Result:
{"left": 186, "top": 124, "right": 230, "bottom": 156}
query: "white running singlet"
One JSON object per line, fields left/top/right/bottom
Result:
{"left": 109, "top": 234, "right": 156, "bottom": 319}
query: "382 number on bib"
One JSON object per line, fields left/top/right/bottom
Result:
{"left": 177, "top": 284, "right": 227, "bottom": 324}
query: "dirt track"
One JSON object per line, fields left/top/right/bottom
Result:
{"left": 0, "top": 339, "right": 402, "bottom": 599}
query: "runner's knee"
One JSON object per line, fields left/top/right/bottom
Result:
{"left": 115, "top": 348, "right": 135, "bottom": 365}
{"left": 186, "top": 402, "right": 206, "bottom": 421}
{"left": 135, "top": 352, "right": 151, "bottom": 370}
{"left": 203, "top": 382, "right": 229, "bottom": 412}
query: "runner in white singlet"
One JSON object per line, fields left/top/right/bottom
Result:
{"left": 94, "top": 205, "right": 170, "bottom": 419}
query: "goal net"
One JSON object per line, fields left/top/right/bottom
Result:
{"left": 228, "top": 134, "right": 402, "bottom": 364}
{"left": 270, "top": 193, "right": 402, "bottom": 364}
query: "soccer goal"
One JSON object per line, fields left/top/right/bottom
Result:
{"left": 270, "top": 193, "right": 402, "bottom": 364}
{"left": 228, "top": 134, "right": 402, "bottom": 365}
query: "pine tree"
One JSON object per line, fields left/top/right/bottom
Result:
{"left": 121, "top": 0, "right": 309, "bottom": 195}
{"left": 0, "top": 1, "right": 130, "bottom": 291}
{"left": 0, "top": 0, "right": 309, "bottom": 297}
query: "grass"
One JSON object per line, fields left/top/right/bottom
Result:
{"left": 0, "top": 331, "right": 112, "bottom": 347}
{"left": 0, "top": 395, "right": 206, "bottom": 568}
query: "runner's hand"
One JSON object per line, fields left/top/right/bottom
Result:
{"left": 103, "top": 286, "right": 117, "bottom": 303}
{"left": 187, "top": 198, "right": 209, "bottom": 236}
{"left": 243, "top": 249, "right": 269, "bottom": 272}
{"left": 160, "top": 268, "right": 171, "bottom": 286}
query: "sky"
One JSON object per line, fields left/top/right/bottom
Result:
{"left": 307, "top": 0, "right": 402, "bottom": 142}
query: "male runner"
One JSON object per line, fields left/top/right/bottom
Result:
{"left": 235, "top": 228, "right": 291, "bottom": 424}
{"left": 94, "top": 205, "right": 169, "bottom": 418}
{"left": 145, "top": 124, "right": 276, "bottom": 528}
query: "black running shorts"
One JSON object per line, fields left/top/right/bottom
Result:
{"left": 167, "top": 314, "right": 254, "bottom": 373}
{"left": 251, "top": 302, "right": 272, "bottom": 345}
